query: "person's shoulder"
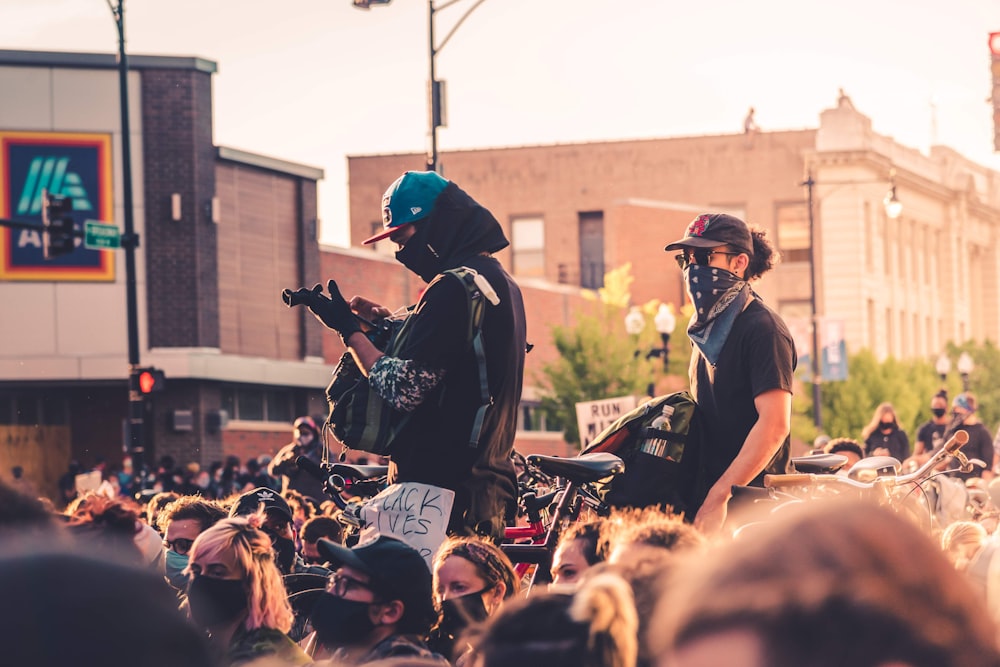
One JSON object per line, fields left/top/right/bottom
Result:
{"left": 230, "top": 626, "right": 309, "bottom": 666}
{"left": 368, "top": 634, "right": 448, "bottom": 662}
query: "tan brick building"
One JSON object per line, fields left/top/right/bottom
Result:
{"left": 348, "top": 95, "right": 1000, "bottom": 367}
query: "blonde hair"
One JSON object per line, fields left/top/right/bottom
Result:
{"left": 941, "top": 521, "right": 987, "bottom": 561}
{"left": 188, "top": 515, "right": 294, "bottom": 633}
{"left": 861, "top": 402, "right": 900, "bottom": 440}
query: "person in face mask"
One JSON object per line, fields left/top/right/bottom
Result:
{"left": 185, "top": 515, "right": 310, "bottom": 667}
{"left": 664, "top": 213, "right": 796, "bottom": 534}
{"left": 268, "top": 416, "right": 326, "bottom": 503}
{"left": 158, "top": 496, "right": 227, "bottom": 593}
{"left": 229, "top": 487, "right": 303, "bottom": 576}
{"left": 943, "top": 392, "right": 995, "bottom": 482}
{"left": 428, "top": 537, "right": 519, "bottom": 661}
{"left": 861, "top": 402, "right": 910, "bottom": 463}
{"left": 301, "top": 535, "right": 446, "bottom": 665}
{"left": 283, "top": 171, "right": 527, "bottom": 540}
{"left": 909, "top": 391, "right": 950, "bottom": 466}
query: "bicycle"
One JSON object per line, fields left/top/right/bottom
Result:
{"left": 742, "top": 430, "right": 973, "bottom": 532}
{"left": 297, "top": 452, "right": 625, "bottom": 591}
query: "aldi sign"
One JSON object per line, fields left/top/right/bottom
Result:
{"left": 0, "top": 131, "right": 115, "bottom": 281}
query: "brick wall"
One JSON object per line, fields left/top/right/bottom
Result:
{"left": 141, "top": 68, "right": 219, "bottom": 348}
{"left": 221, "top": 428, "right": 289, "bottom": 465}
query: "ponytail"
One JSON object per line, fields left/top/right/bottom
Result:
{"left": 569, "top": 573, "right": 638, "bottom": 667}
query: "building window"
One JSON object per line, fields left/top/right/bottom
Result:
{"left": 221, "top": 385, "right": 293, "bottom": 423}
{"left": 511, "top": 216, "right": 545, "bottom": 278}
{"left": 775, "top": 202, "right": 810, "bottom": 263}
{"left": 0, "top": 393, "right": 68, "bottom": 426}
{"left": 579, "top": 211, "right": 605, "bottom": 289}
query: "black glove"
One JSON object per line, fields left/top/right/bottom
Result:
{"left": 281, "top": 280, "right": 361, "bottom": 344}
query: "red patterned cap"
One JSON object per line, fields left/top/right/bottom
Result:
{"left": 664, "top": 213, "right": 753, "bottom": 255}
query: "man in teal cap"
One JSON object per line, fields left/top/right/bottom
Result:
{"left": 283, "top": 171, "right": 526, "bottom": 540}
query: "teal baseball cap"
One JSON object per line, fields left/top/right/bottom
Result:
{"left": 363, "top": 170, "right": 449, "bottom": 245}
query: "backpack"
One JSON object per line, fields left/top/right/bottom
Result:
{"left": 581, "top": 391, "right": 703, "bottom": 515}
{"left": 325, "top": 266, "right": 493, "bottom": 456}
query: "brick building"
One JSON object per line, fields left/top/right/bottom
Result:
{"left": 348, "top": 95, "right": 1000, "bottom": 367}
{"left": 0, "top": 50, "right": 329, "bottom": 498}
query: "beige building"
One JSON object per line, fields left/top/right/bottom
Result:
{"left": 348, "top": 94, "right": 1000, "bottom": 365}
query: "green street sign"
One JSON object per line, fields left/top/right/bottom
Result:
{"left": 84, "top": 220, "right": 121, "bottom": 250}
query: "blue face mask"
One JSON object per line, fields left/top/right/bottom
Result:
{"left": 164, "top": 549, "right": 190, "bottom": 591}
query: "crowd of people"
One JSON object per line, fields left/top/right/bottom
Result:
{"left": 6, "top": 459, "right": 1000, "bottom": 667}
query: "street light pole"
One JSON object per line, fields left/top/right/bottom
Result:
{"left": 802, "top": 171, "right": 823, "bottom": 429}
{"left": 355, "top": 0, "right": 487, "bottom": 174}
{"left": 798, "top": 167, "right": 903, "bottom": 431}
{"left": 108, "top": 0, "right": 145, "bottom": 471}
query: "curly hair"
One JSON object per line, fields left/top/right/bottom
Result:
{"left": 433, "top": 536, "right": 519, "bottom": 601}
{"left": 743, "top": 227, "right": 778, "bottom": 281}
{"left": 556, "top": 520, "right": 608, "bottom": 566}
{"left": 187, "top": 515, "right": 294, "bottom": 633}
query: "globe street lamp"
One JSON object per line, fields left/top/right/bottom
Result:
{"left": 354, "top": 0, "right": 488, "bottom": 173}
{"left": 935, "top": 353, "right": 951, "bottom": 384}
{"left": 800, "top": 167, "right": 903, "bottom": 429}
{"left": 957, "top": 352, "right": 974, "bottom": 392}
{"left": 646, "top": 303, "right": 676, "bottom": 371}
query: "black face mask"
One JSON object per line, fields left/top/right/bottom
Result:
{"left": 264, "top": 530, "right": 297, "bottom": 574}
{"left": 931, "top": 408, "right": 947, "bottom": 418}
{"left": 310, "top": 593, "right": 376, "bottom": 647}
{"left": 879, "top": 422, "right": 895, "bottom": 432}
{"left": 395, "top": 223, "right": 440, "bottom": 283}
{"left": 187, "top": 575, "right": 247, "bottom": 628}
{"left": 438, "top": 588, "right": 490, "bottom": 639}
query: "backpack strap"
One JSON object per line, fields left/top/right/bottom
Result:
{"left": 441, "top": 267, "right": 494, "bottom": 449}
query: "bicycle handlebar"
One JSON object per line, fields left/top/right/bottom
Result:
{"left": 764, "top": 430, "right": 969, "bottom": 490}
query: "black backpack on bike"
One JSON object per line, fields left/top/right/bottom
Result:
{"left": 581, "top": 391, "right": 704, "bottom": 517}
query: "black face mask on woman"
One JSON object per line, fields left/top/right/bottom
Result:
{"left": 310, "top": 593, "right": 377, "bottom": 647}
{"left": 438, "top": 587, "right": 490, "bottom": 638}
{"left": 263, "top": 529, "right": 297, "bottom": 574}
{"left": 187, "top": 575, "right": 247, "bottom": 628}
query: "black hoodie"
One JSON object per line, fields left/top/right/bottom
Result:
{"left": 388, "top": 182, "right": 526, "bottom": 539}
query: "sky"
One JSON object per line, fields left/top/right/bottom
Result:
{"left": 3, "top": 0, "right": 998, "bottom": 247}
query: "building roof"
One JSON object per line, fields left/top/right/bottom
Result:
{"left": 217, "top": 146, "right": 325, "bottom": 181}
{"left": 0, "top": 49, "right": 217, "bottom": 74}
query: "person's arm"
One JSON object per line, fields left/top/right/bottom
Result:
{"left": 268, "top": 443, "right": 299, "bottom": 477}
{"left": 694, "top": 388, "right": 792, "bottom": 534}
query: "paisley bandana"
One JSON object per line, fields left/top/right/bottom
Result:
{"left": 685, "top": 264, "right": 753, "bottom": 366}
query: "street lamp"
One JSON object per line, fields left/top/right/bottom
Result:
{"left": 935, "top": 353, "right": 951, "bottom": 384}
{"left": 957, "top": 352, "right": 974, "bottom": 391}
{"left": 800, "top": 167, "right": 904, "bottom": 429}
{"left": 645, "top": 303, "right": 676, "bottom": 371}
{"left": 354, "top": 0, "right": 488, "bottom": 173}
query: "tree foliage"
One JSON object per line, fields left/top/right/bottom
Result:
{"left": 794, "top": 341, "right": 1000, "bottom": 449}
{"left": 535, "top": 263, "right": 691, "bottom": 446}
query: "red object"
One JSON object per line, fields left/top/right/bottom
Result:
{"left": 990, "top": 32, "right": 1000, "bottom": 56}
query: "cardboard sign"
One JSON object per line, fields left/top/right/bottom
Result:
{"left": 576, "top": 395, "right": 639, "bottom": 449}
{"left": 358, "top": 482, "right": 455, "bottom": 569}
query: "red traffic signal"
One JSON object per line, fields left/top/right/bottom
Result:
{"left": 42, "top": 189, "right": 76, "bottom": 259}
{"left": 136, "top": 367, "right": 166, "bottom": 394}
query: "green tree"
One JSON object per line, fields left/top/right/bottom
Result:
{"left": 535, "top": 263, "right": 690, "bottom": 447}
{"left": 794, "top": 341, "right": 1000, "bottom": 449}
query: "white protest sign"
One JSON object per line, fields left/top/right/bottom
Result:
{"left": 575, "top": 395, "right": 639, "bottom": 449}
{"left": 358, "top": 482, "right": 455, "bottom": 568}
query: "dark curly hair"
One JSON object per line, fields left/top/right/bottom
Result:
{"left": 742, "top": 227, "right": 778, "bottom": 281}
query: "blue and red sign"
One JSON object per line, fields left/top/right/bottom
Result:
{"left": 0, "top": 131, "right": 114, "bottom": 281}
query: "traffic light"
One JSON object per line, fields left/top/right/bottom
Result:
{"left": 42, "top": 189, "right": 76, "bottom": 259}
{"left": 136, "top": 367, "right": 166, "bottom": 394}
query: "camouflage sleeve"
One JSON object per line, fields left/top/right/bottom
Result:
{"left": 368, "top": 356, "right": 446, "bottom": 413}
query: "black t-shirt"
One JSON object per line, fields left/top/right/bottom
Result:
{"left": 689, "top": 298, "right": 796, "bottom": 513}
{"left": 949, "top": 422, "right": 994, "bottom": 480}
{"left": 389, "top": 255, "right": 526, "bottom": 538}
{"left": 863, "top": 428, "right": 909, "bottom": 462}
{"left": 916, "top": 420, "right": 946, "bottom": 455}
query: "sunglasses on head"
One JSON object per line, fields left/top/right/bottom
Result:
{"left": 674, "top": 248, "right": 741, "bottom": 270}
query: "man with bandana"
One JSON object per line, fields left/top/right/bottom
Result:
{"left": 283, "top": 171, "right": 526, "bottom": 541}
{"left": 665, "top": 213, "right": 796, "bottom": 533}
